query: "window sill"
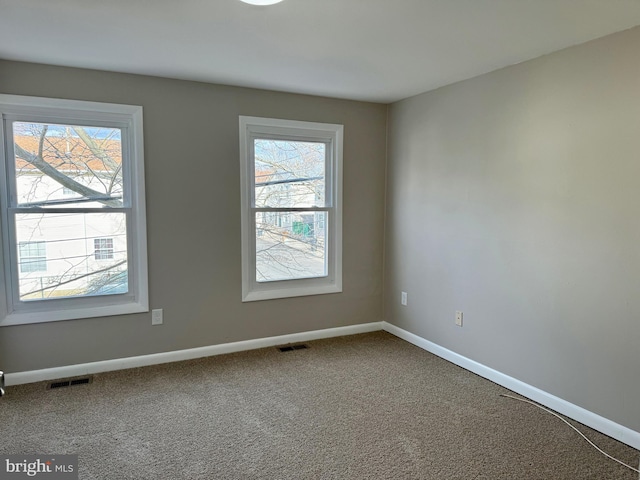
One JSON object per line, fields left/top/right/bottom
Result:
{"left": 242, "top": 283, "right": 342, "bottom": 302}
{"left": 0, "top": 301, "right": 149, "bottom": 326}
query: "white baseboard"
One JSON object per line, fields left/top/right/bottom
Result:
{"left": 6, "top": 319, "right": 639, "bottom": 452}
{"left": 382, "top": 321, "right": 640, "bottom": 451}
{"left": 5, "top": 322, "right": 384, "bottom": 387}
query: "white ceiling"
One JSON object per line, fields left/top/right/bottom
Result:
{"left": 1, "top": 0, "right": 640, "bottom": 103}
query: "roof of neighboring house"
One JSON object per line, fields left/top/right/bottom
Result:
{"left": 255, "top": 169, "right": 274, "bottom": 183}
{"left": 14, "top": 134, "right": 122, "bottom": 173}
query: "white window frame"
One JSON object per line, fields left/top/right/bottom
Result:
{"left": 0, "top": 94, "right": 148, "bottom": 326}
{"left": 239, "top": 116, "right": 343, "bottom": 302}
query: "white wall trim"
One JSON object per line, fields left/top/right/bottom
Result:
{"left": 5, "top": 322, "right": 383, "bottom": 386}
{"left": 239, "top": 116, "right": 343, "bottom": 302}
{"left": 382, "top": 321, "right": 640, "bottom": 451}
{"left": 6, "top": 319, "right": 639, "bottom": 451}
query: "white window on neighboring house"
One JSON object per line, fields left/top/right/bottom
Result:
{"left": 0, "top": 94, "right": 149, "bottom": 326}
{"left": 18, "top": 241, "right": 47, "bottom": 273}
{"left": 239, "top": 116, "right": 343, "bottom": 301}
{"left": 94, "top": 238, "right": 114, "bottom": 260}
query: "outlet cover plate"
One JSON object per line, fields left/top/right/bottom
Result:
{"left": 152, "top": 309, "right": 163, "bottom": 325}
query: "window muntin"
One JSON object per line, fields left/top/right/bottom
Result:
{"left": 240, "top": 116, "right": 342, "bottom": 302}
{"left": 0, "top": 95, "right": 148, "bottom": 325}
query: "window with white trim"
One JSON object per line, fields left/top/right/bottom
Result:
{"left": 94, "top": 238, "right": 114, "bottom": 260}
{"left": 239, "top": 116, "right": 343, "bottom": 301}
{"left": 0, "top": 94, "right": 148, "bottom": 325}
{"left": 19, "top": 241, "right": 47, "bottom": 273}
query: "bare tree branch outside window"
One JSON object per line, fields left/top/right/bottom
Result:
{"left": 12, "top": 122, "right": 128, "bottom": 300}
{"left": 254, "top": 139, "right": 327, "bottom": 282}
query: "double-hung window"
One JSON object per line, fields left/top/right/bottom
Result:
{"left": 0, "top": 95, "right": 148, "bottom": 325}
{"left": 239, "top": 116, "right": 343, "bottom": 301}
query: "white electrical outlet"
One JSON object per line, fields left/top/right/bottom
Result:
{"left": 152, "top": 309, "right": 163, "bottom": 325}
{"left": 401, "top": 291, "right": 408, "bottom": 306}
{"left": 455, "top": 311, "right": 463, "bottom": 327}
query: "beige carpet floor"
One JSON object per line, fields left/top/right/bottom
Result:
{"left": 0, "top": 331, "right": 638, "bottom": 479}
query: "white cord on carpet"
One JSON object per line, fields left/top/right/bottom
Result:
{"left": 500, "top": 394, "right": 640, "bottom": 474}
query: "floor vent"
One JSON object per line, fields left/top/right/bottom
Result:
{"left": 47, "top": 376, "right": 93, "bottom": 390}
{"left": 70, "top": 378, "right": 91, "bottom": 386}
{"left": 278, "top": 344, "right": 309, "bottom": 352}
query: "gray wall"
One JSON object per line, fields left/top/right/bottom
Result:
{"left": 384, "top": 26, "right": 640, "bottom": 432}
{"left": 0, "top": 60, "right": 387, "bottom": 372}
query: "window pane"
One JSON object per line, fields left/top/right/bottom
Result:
{"left": 15, "top": 212, "right": 128, "bottom": 300}
{"left": 13, "top": 122, "right": 124, "bottom": 208}
{"left": 254, "top": 139, "right": 325, "bottom": 208}
{"left": 256, "top": 211, "right": 327, "bottom": 282}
